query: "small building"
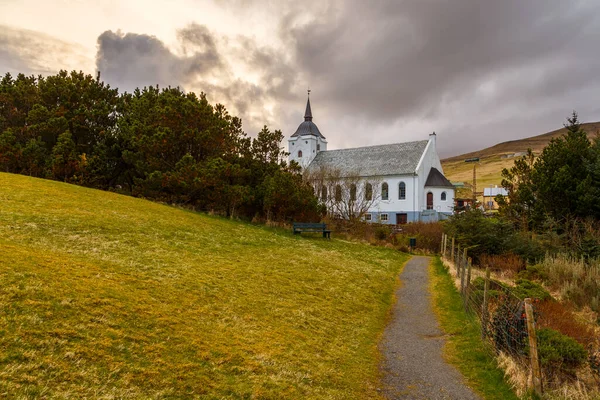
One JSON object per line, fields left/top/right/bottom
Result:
{"left": 483, "top": 186, "right": 509, "bottom": 210}
{"left": 289, "top": 95, "right": 455, "bottom": 224}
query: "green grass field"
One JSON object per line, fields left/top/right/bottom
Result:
{"left": 0, "top": 173, "right": 409, "bottom": 399}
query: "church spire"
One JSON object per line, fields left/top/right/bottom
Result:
{"left": 304, "top": 89, "right": 312, "bottom": 121}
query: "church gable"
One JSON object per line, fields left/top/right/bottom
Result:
{"left": 424, "top": 167, "right": 454, "bottom": 188}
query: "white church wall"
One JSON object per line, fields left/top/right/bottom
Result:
{"left": 289, "top": 135, "right": 327, "bottom": 168}
{"left": 366, "top": 175, "right": 421, "bottom": 223}
{"left": 425, "top": 187, "right": 455, "bottom": 214}
{"left": 415, "top": 134, "right": 444, "bottom": 211}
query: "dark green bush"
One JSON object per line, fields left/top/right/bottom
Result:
{"left": 374, "top": 226, "right": 390, "bottom": 241}
{"left": 516, "top": 264, "right": 549, "bottom": 281}
{"left": 469, "top": 277, "right": 504, "bottom": 305}
{"left": 512, "top": 279, "right": 551, "bottom": 301}
{"left": 444, "top": 210, "right": 515, "bottom": 263}
{"left": 536, "top": 328, "right": 587, "bottom": 375}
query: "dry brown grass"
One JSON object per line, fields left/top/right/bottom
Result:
{"left": 541, "top": 254, "right": 600, "bottom": 312}
{"left": 324, "top": 218, "right": 444, "bottom": 253}
{"left": 479, "top": 253, "right": 526, "bottom": 278}
{"left": 536, "top": 301, "right": 597, "bottom": 348}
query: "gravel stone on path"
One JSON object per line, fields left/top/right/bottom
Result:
{"left": 380, "top": 256, "right": 481, "bottom": 400}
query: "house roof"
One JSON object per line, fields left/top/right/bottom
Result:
{"left": 484, "top": 187, "right": 509, "bottom": 196}
{"left": 291, "top": 97, "right": 326, "bottom": 139}
{"left": 307, "top": 140, "right": 429, "bottom": 177}
{"left": 425, "top": 167, "right": 454, "bottom": 188}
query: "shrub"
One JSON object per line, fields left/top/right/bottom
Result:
{"left": 516, "top": 264, "right": 548, "bottom": 281}
{"left": 444, "top": 210, "right": 515, "bottom": 262}
{"left": 504, "top": 231, "right": 548, "bottom": 263}
{"left": 536, "top": 328, "right": 587, "bottom": 376}
{"left": 374, "top": 225, "right": 390, "bottom": 241}
{"left": 512, "top": 279, "right": 551, "bottom": 301}
{"left": 468, "top": 277, "right": 506, "bottom": 306}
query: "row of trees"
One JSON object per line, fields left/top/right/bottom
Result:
{"left": 0, "top": 71, "right": 322, "bottom": 221}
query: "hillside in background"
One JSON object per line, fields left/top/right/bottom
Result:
{"left": 442, "top": 122, "right": 600, "bottom": 196}
{"left": 0, "top": 172, "right": 408, "bottom": 399}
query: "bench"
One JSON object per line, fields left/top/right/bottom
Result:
{"left": 292, "top": 222, "right": 331, "bottom": 239}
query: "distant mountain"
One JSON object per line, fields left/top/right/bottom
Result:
{"left": 441, "top": 122, "right": 600, "bottom": 192}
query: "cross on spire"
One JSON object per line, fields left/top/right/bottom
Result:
{"left": 304, "top": 90, "right": 313, "bottom": 121}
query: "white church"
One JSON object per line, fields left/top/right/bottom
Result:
{"left": 288, "top": 96, "right": 455, "bottom": 224}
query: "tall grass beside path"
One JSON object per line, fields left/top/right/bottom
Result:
{"left": 429, "top": 257, "right": 519, "bottom": 400}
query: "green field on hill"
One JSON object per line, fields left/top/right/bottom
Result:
{"left": 0, "top": 173, "right": 409, "bottom": 399}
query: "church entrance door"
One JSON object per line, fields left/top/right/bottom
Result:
{"left": 427, "top": 192, "right": 433, "bottom": 210}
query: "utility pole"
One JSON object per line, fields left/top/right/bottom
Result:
{"left": 465, "top": 157, "right": 480, "bottom": 208}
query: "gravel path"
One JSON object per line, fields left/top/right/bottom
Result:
{"left": 380, "top": 256, "right": 481, "bottom": 400}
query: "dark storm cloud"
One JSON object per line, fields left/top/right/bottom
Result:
{"left": 223, "top": 0, "right": 598, "bottom": 155}
{"left": 95, "top": 1, "right": 600, "bottom": 155}
{"left": 285, "top": 0, "right": 600, "bottom": 121}
{"left": 96, "top": 27, "right": 222, "bottom": 91}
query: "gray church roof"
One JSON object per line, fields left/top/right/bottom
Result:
{"left": 425, "top": 167, "right": 454, "bottom": 188}
{"left": 307, "top": 140, "right": 429, "bottom": 177}
{"left": 291, "top": 97, "right": 326, "bottom": 139}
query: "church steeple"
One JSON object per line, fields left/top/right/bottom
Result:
{"left": 304, "top": 91, "right": 313, "bottom": 121}
{"left": 288, "top": 90, "right": 328, "bottom": 167}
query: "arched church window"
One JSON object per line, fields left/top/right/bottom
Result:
{"left": 441, "top": 192, "right": 447, "bottom": 201}
{"left": 398, "top": 182, "right": 406, "bottom": 200}
{"left": 350, "top": 184, "right": 357, "bottom": 201}
{"left": 317, "top": 144, "right": 321, "bottom": 151}
{"left": 365, "top": 183, "right": 373, "bottom": 201}
{"left": 298, "top": 150, "right": 303, "bottom": 158}
{"left": 335, "top": 185, "right": 342, "bottom": 202}
{"left": 321, "top": 186, "right": 327, "bottom": 201}
{"left": 382, "top": 182, "right": 389, "bottom": 200}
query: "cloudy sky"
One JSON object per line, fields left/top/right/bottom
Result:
{"left": 1, "top": 0, "right": 599, "bottom": 157}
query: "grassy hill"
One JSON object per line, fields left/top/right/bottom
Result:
{"left": 442, "top": 122, "right": 600, "bottom": 195}
{"left": 0, "top": 173, "right": 409, "bottom": 399}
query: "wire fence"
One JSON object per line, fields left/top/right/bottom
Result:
{"left": 441, "top": 234, "right": 600, "bottom": 398}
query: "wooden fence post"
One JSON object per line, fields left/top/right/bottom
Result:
{"left": 462, "top": 248, "right": 467, "bottom": 280}
{"left": 463, "top": 256, "right": 473, "bottom": 312}
{"left": 444, "top": 234, "right": 448, "bottom": 258}
{"left": 460, "top": 250, "right": 468, "bottom": 310}
{"left": 525, "top": 298, "right": 543, "bottom": 397}
{"left": 450, "top": 237, "right": 455, "bottom": 264}
{"left": 457, "top": 246, "right": 461, "bottom": 278}
{"left": 440, "top": 233, "right": 445, "bottom": 255}
{"left": 466, "top": 257, "right": 473, "bottom": 288}
{"left": 481, "top": 267, "right": 490, "bottom": 339}
{"left": 460, "top": 249, "right": 467, "bottom": 293}
{"left": 442, "top": 233, "right": 448, "bottom": 258}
